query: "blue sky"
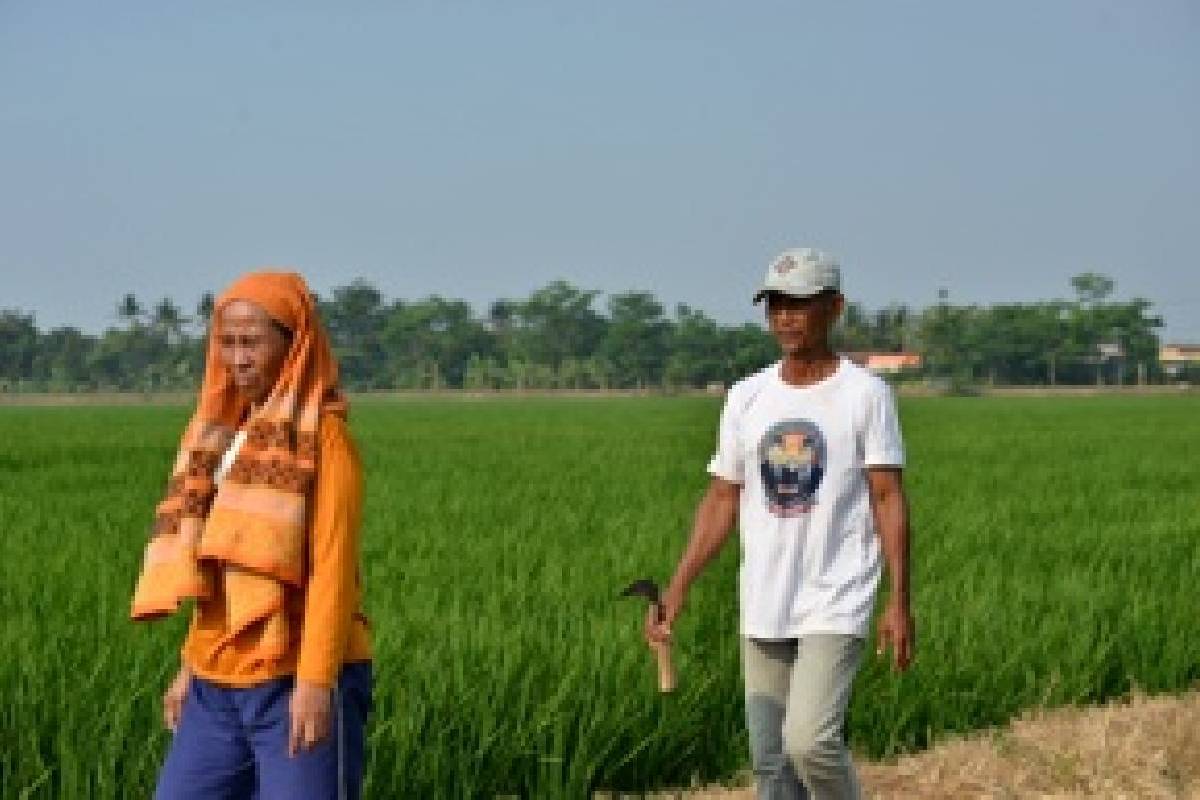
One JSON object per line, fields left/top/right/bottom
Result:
{"left": 2, "top": 2, "right": 1198, "bottom": 340}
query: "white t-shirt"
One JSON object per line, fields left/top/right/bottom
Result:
{"left": 708, "top": 358, "right": 905, "bottom": 640}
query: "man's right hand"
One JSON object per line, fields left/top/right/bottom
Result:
{"left": 644, "top": 587, "right": 684, "bottom": 645}
{"left": 163, "top": 665, "right": 192, "bottom": 732}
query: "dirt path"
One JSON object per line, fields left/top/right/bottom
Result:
{"left": 659, "top": 690, "right": 1200, "bottom": 799}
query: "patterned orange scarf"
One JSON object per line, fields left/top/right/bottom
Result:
{"left": 130, "top": 271, "right": 346, "bottom": 663}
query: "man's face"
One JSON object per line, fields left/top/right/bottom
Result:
{"left": 216, "top": 300, "right": 291, "bottom": 405}
{"left": 765, "top": 291, "right": 843, "bottom": 355}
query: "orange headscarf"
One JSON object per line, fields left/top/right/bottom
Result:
{"left": 131, "top": 271, "right": 346, "bottom": 663}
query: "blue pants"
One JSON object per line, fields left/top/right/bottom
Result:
{"left": 155, "top": 663, "right": 372, "bottom": 800}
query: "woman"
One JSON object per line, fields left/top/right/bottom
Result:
{"left": 131, "top": 271, "right": 372, "bottom": 799}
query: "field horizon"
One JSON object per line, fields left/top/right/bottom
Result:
{"left": 0, "top": 381, "right": 1194, "bottom": 409}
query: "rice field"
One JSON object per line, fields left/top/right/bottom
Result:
{"left": 1, "top": 395, "right": 1198, "bottom": 798}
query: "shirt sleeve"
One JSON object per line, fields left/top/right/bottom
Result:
{"left": 863, "top": 381, "right": 905, "bottom": 468}
{"left": 707, "top": 391, "right": 745, "bottom": 483}
{"left": 296, "top": 416, "right": 363, "bottom": 687}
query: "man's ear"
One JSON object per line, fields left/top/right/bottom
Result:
{"left": 829, "top": 292, "right": 846, "bottom": 322}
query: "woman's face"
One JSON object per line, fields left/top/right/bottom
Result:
{"left": 216, "top": 300, "right": 292, "bottom": 405}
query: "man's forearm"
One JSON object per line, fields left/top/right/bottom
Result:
{"left": 666, "top": 481, "right": 739, "bottom": 601}
{"left": 874, "top": 490, "right": 910, "bottom": 605}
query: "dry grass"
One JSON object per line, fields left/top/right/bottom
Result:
{"left": 645, "top": 690, "right": 1200, "bottom": 799}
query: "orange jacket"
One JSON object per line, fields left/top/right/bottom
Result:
{"left": 182, "top": 414, "right": 371, "bottom": 687}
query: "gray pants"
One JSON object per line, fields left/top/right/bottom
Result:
{"left": 742, "top": 635, "right": 864, "bottom": 800}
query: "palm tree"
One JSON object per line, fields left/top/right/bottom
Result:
{"left": 151, "top": 298, "right": 189, "bottom": 344}
{"left": 116, "top": 293, "right": 145, "bottom": 328}
{"left": 196, "top": 292, "right": 215, "bottom": 326}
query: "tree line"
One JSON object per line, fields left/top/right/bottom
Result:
{"left": 0, "top": 272, "right": 1176, "bottom": 392}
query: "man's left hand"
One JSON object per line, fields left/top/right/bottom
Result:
{"left": 876, "top": 600, "right": 915, "bottom": 672}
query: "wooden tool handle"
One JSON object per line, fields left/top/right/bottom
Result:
{"left": 651, "top": 639, "right": 676, "bottom": 693}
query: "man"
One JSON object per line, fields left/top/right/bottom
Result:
{"left": 131, "top": 271, "right": 372, "bottom": 799}
{"left": 647, "top": 248, "right": 913, "bottom": 800}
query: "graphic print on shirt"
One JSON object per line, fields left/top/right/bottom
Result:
{"left": 758, "top": 419, "right": 827, "bottom": 517}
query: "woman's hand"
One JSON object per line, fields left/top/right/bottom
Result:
{"left": 163, "top": 665, "right": 192, "bottom": 732}
{"left": 288, "top": 681, "right": 333, "bottom": 757}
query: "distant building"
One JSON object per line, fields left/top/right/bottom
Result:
{"left": 1160, "top": 344, "right": 1200, "bottom": 363}
{"left": 845, "top": 352, "right": 923, "bottom": 375}
{"left": 1160, "top": 344, "right": 1200, "bottom": 376}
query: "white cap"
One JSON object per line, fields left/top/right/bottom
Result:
{"left": 753, "top": 248, "right": 841, "bottom": 303}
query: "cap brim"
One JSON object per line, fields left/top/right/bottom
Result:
{"left": 753, "top": 287, "right": 829, "bottom": 304}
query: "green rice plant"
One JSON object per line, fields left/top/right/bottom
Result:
{"left": 0, "top": 396, "right": 1197, "bottom": 798}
